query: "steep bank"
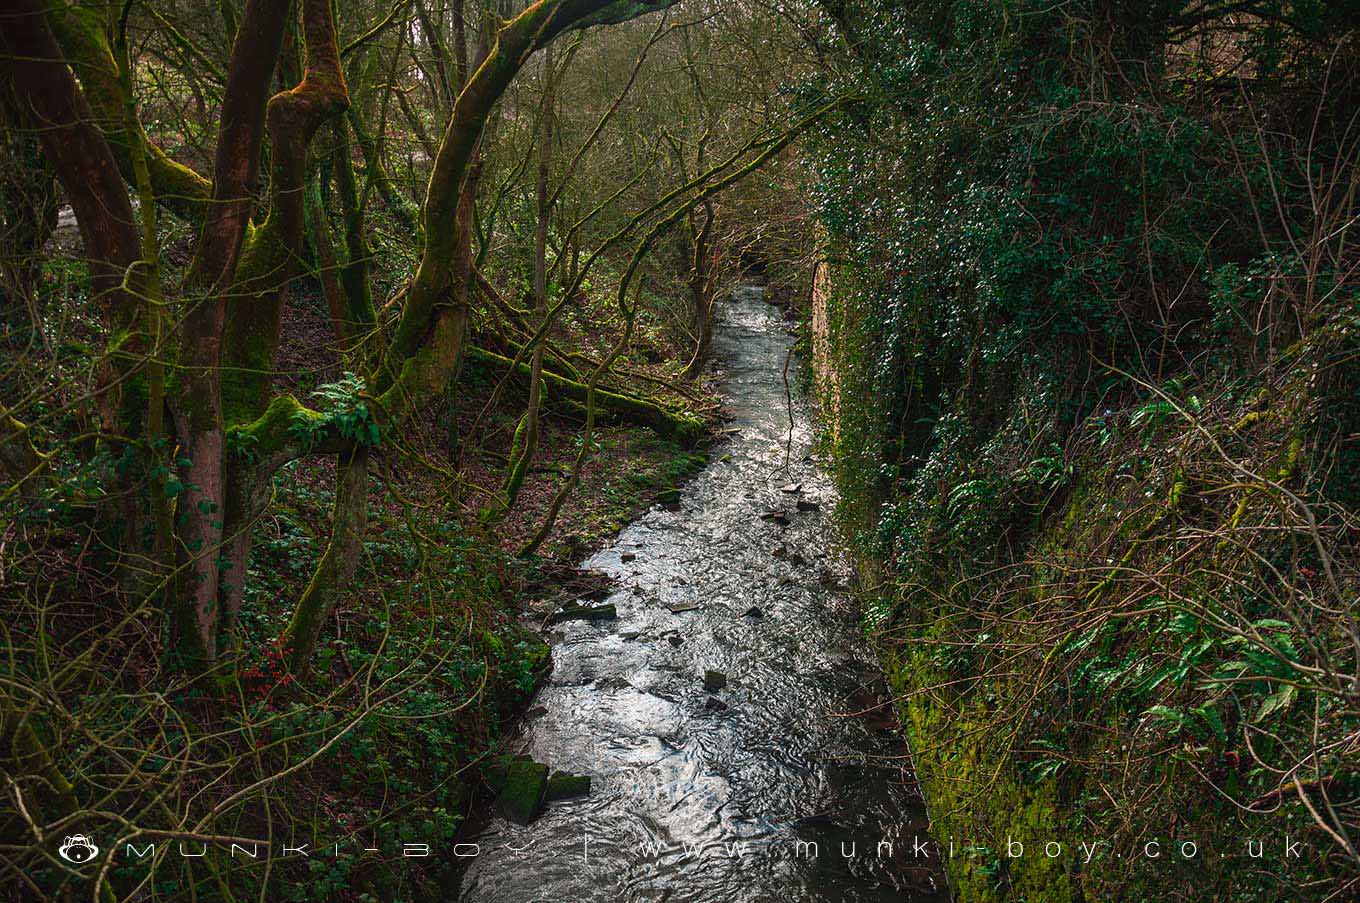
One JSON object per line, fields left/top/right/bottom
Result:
{"left": 798, "top": 6, "right": 1359, "bottom": 900}
{"left": 808, "top": 262, "right": 1358, "bottom": 901}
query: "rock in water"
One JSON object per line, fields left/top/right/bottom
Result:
{"left": 703, "top": 669, "right": 727, "bottom": 692}
{"left": 544, "top": 773, "right": 592, "bottom": 802}
{"left": 549, "top": 603, "right": 617, "bottom": 624}
{"left": 495, "top": 759, "right": 548, "bottom": 824}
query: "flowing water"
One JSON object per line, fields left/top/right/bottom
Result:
{"left": 458, "top": 285, "right": 946, "bottom": 903}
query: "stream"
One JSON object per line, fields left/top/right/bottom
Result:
{"left": 458, "top": 284, "right": 946, "bottom": 902}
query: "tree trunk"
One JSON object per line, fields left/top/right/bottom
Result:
{"left": 681, "top": 201, "right": 716, "bottom": 380}
{"left": 0, "top": 82, "right": 57, "bottom": 333}
{"left": 331, "top": 116, "right": 378, "bottom": 345}
{"left": 0, "top": 0, "right": 148, "bottom": 598}
{"left": 283, "top": 446, "right": 369, "bottom": 672}
{"left": 499, "top": 45, "right": 556, "bottom": 512}
{"left": 171, "top": 0, "right": 292, "bottom": 667}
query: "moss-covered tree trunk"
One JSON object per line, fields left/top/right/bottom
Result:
{"left": 171, "top": 0, "right": 293, "bottom": 667}
{"left": 0, "top": 0, "right": 145, "bottom": 574}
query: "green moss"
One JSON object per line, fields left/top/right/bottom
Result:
{"left": 519, "top": 632, "right": 551, "bottom": 673}
{"left": 228, "top": 394, "right": 313, "bottom": 457}
{"left": 884, "top": 646, "right": 1077, "bottom": 903}
{"left": 220, "top": 220, "right": 293, "bottom": 426}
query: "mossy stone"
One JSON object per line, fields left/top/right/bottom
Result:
{"left": 495, "top": 758, "right": 548, "bottom": 824}
{"left": 544, "top": 773, "right": 592, "bottom": 802}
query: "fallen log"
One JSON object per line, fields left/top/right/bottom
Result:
{"left": 466, "top": 346, "right": 704, "bottom": 445}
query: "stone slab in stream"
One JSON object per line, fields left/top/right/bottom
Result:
{"left": 548, "top": 603, "right": 617, "bottom": 625}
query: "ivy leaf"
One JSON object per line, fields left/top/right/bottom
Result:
{"left": 1254, "top": 684, "right": 1297, "bottom": 722}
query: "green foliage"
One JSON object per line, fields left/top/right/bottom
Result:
{"left": 289, "top": 372, "right": 381, "bottom": 450}
{"left": 225, "top": 471, "right": 549, "bottom": 901}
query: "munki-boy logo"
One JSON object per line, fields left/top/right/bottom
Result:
{"left": 57, "top": 835, "right": 99, "bottom": 863}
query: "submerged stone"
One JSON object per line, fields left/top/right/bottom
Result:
{"left": 703, "top": 669, "right": 727, "bottom": 692}
{"left": 549, "top": 603, "right": 617, "bottom": 624}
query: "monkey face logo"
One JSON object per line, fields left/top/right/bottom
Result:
{"left": 57, "top": 835, "right": 99, "bottom": 863}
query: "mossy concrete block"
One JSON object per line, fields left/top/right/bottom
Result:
{"left": 544, "top": 773, "right": 592, "bottom": 802}
{"left": 495, "top": 758, "right": 548, "bottom": 824}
